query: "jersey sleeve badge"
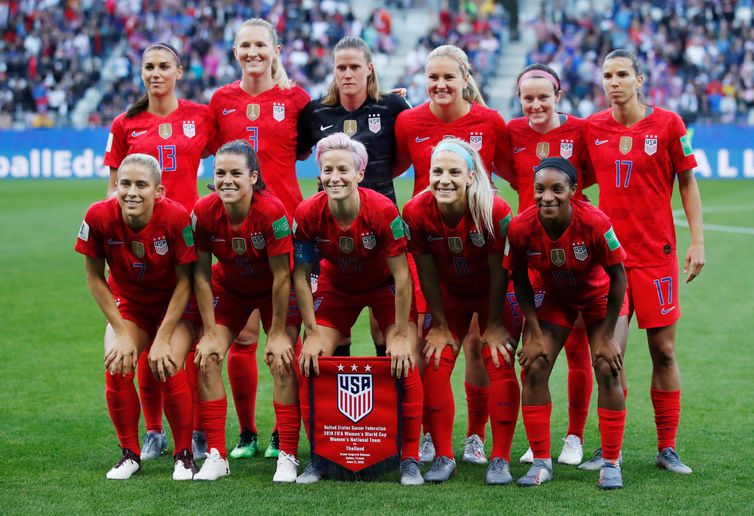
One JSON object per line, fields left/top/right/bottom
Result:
{"left": 604, "top": 227, "right": 621, "bottom": 251}
{"left": 182, "top": 225, "right": 194, "bottom": 247}
{"left": 390, "top": 216, "right": 406, "bottom": 240}
{"left": 78, "top": 220, "right": 90, "bottom": 241}
{"left": 272, "top": 216, "right": 291, "bottom": 239}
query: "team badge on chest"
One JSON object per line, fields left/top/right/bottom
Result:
{"left": 550, "top": 248, "right": 566, "bottom": 267}
{"left": 469, "top": 132, "right": 483, "bottom": 151}
{"left": 273, "top": 102, "right": 285, "bottom": 122}
{"left": 470, "top": 230, "right": 485, "bottom": 247}
{"left": 183, "top": 121, "right": 196, "bottom": 138}
{"left": 361, "top": 232, "right": 376, "bottom": 250}
{"left": 368, "top": 114, "right": 381, "bottom": 134}
{"left": 644, "top": 134, "right": 658, "bottom": 156}
{"left": 619, "top": 136, "right": 633, "bottom": 155}
{"left": 560, "top": 139, "right": 573, "bottom": 159}
{"left": 154, "top": 237, "right": 169, "bottom": 256}
{"left": 131, "top": 241, "right": 145, "bottom": 259}
{"left": 536, "top": 142, "right": 550, "bottom": 159}
{"left": 339, "top": 236, "right": 354, "bottom": 254}
{"left": 448, "top": 236, "right": 463, "bottom": 254}
{"left": 247, "top": 103, "right": 260, "bottom": 121}
{"left": 343, "top": 120, "right": 357, "bottom": 137}
{"left": 158, "top": 123, "right": 172, "bottom": 139}
{"left": 251, "top": 233, "right": 266, "bottom": 250}
{"left": 232, "top": 237, "right": 247, "bottom": 254}
{"left": 572, "top": 242, "right": 588, "bottom": 261}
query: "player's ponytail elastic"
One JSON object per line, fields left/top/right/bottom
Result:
{"left": 216, "top": 139, "right": 266, "bottom": 191}
{"left": 236, "top": 18, "right": 292, "bottom": 90}
{"left": 426, "top": 45, "right": 487, "bottom": 107}
{"left": 126, "top": 42, "right": 183, "bottom": 118}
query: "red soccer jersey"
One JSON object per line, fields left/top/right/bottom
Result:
{"left": 104, "top": 99, "right": 214, "bottom": 211}
{"left": 584, "top": 107, "right": 697, "bottom": 268}
{"left": 505, "top": 200, "right": 626, "bottom": 304}
{"left": 74, "top": 196, "right": 197, "bottom": 310}
{"left": 293, "top": 188, "right": 407, "bottom": 294}
{"left": 209, "top": 82, "right": 310, "bottom": 216}
{"left": 506, "top": 114, "right": 592, "bottom": 212}
{"left": 403, "top": 190, "right": 512, "bottom": 298}
{"left": 394, "top": 102, "right": 511, "bottom": 196}
{"left": 192, "top": 190, "right": 293, "bottom": 300}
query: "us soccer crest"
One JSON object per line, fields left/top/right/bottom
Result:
{"left": 619, "top": 136, "right": 633, "bottom": 155}
{"left": 337, "top": 373, "right": 373, "bottom": 423}
{"left": 232, "top": 237, "right": 247, "bottom": 255}
{"left": 273, "top": 102, "right": 285, "bottom": 122}
{"left": 470, "top": 230, "right": 485, "bottom": 247}
{"left": 131, "top": 241, "right": 145, "bottom": 259}
{"left": 644, "top": 134, "right": 658, "bottom": 156}
{"left": 183, "top": 121, "right": 196, "bottom": 138}
{"left": 469, "top": 132, "right": 483, "bottom": 151}
{"left": 550, "top": 248, "right": 566, "bottom": 267}
{"left": 560, "top": 139, "right": 573, "bottom": 159}
{"left": 361, "top": 232, "right": 376, "bottom": 250}
{"left": 251, "top": 233, "right": 266, "bottom": 250}
{"left": 158, "top": 123, "right": 172, "bottom": 139}
{"left": 536, "top": 142, "right": 550, "bottom": 159}
{"left": 448, "top": 236, "right": 463, "bottom": 254}
{"left": 153, "top": 237, "right": 169, "bottom": 256}
{"left": 368, "top": 114, "right": 381, "bottom": 134}
{"left": 339, "top": 236, "right": 354, "bottom": 254}
{"left": 573, "top": 242, "right": 588, "bottom": 261}
{"left": 343, "top": 120, "right": 357, "bottom": 137}
{"left": 247, "top": 103, "right": 260, "bottom": 121}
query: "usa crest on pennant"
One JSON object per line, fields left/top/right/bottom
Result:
{"left": 644, "top": 134, "right": 658, "bottom": 156}
{"left": 158, "top": 123, "right": 172, "bottom": 139}
{"left": 183, "top": 121, "right": 196, "bottom": 138}
{"left": 560, "top": 139, "right": 573, "bottom": 159}
{"left": 273, "top": 102, "right": 285, "bottom": 122}
{"left": 368, "top": 114, "right": 381, "bottom": 134}
{"left": 337, "top": 373, "right": 373, "bottom": 423}
{"left": 153, "top": 237, "right": 169, "bottom": 256}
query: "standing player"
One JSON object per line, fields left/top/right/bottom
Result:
{"left": 403, "top": 139, "right": 520, "bottom": 484}
{"left": 103, "top": 42, "right": 214, "bottom": 461}
{"left": 507, "top": 157, "right": 629, "bottom": 490}
{"left": 75, "top": 154, "right": 197, "bottom": 480}
{"left": 182, "top": 140, "right": 301, "bottom": 482}
{"left": 292, "top": 133, "right": 424, "bottom": 486}
{"left": 394, "top": 44, "right": 513, "bottom": 465}
{"left": 297, "top": 36, "right": 411, "bottom": 358}
{"left": 583, "top": 49, "right": 705, "bottom": 473}
{"left": 507, "top": 64, "right": 595, "bottom": 466}
{"left": 209, "top": 18, "right": 310, "bottom": 460}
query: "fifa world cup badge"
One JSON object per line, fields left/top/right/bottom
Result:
{"left": 536, "top": 142, "right": 550, "bottom": 159}
{"left": 343, "top": 120, "right": 357, "bottom": 137}
{"left": 158, "top": 123, "right": 172, "bottom": 139}
{"left": 550, "top": 248, "right": 566, "bottom": 267}
{"left": 620, "top": 136, "right": 633, "bottom": 155}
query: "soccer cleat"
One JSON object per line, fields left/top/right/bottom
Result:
{"left": 462, "top": 434, "right": 488, "bottom": 465}
{"left": 419, "top": 433, "right": 436, "bottom": 463}
{"left": 519, "top": 447, "right": 534, "bottom": 464}
{"left": 598, "top": 460, "right": 624, "bottom": 490}
{"left": 557, "top": 434, "right": 584, "bottom": 465}
{"left": 194, "top": 448, "right": 230, "bottom": 481}
{"left": 106, "top": 448, "right": 140, "bottom": 480}
{"left": 656, "top": 447, "right": 692, "bottom": 475}
{"left": 140, "top": 430, "right": 168, "bottom": 460}
{"left": 400, "top": 458, "right": 424, "bottom": 485}
{"left": 579, "top": 447, "right": 623, "bottom": 471}
{"left": 516, "top": 458, "right": 553, "bottom": 487}
{"left": 229, "top": 429, "right": 259, "bottom": 459}
{"left": 265, "top": 430, "right": 280, "bottom": 459}
{"left": 296, "top": 462, "right": 324, "bottom": 484}
{"left": 423, "top": 456, "right": 456, "bottom": 483}
{"left": 272, "top": 451, "right": 299, "bottom": 483}
{"left": 192, "top": 430, "right": 207, "bottom": 460}
{"left": 172, "top": 449, "right": 198, "bottom": 481}
{"left": 485, "top": 458, "right": 513, "bottom": 485}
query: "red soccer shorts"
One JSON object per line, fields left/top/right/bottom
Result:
{"left": 536, "top": 289, "right": 629, "bottom": 328}
{"left": 427, "top": 290, "right": 523, "bottom": 343}
{"left": 407, "top": 254, "right": 427, "bottom": 315}
{"left": 625, "top": 261, "right": 681, "bottom": 329}
{"left": 113, "top": 297, "right": 164, "bottom": 338}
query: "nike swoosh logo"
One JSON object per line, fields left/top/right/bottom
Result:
{"left": 320, "top": 125, "right": 333, "bottom": 131}
{"left": 315, "top": 237, "right": 330, "bottom": 243}
{"left": 595, "top": 139, "right": 609, "bottom": 145}
{"left": 210, "top": 236, "right": 225, "bottom": 242}
{"left": 513, "top": 147, "right": 526, "bottom": 153}
{"left": 222, "top": 109, "right": 236, "bottom": 115}
{"left": 661, "top": 306, "right": 676, "bottom": 315}
{"left": 107, "top": 239, "right": 124, "bottom": 245}
{"left": 526, "top": 250, "right": 542, "bottom": 256}
{"left": 427, "top": 236, "right": 444, "bottom": 241}
{"left": 415, "top": 137, "right": 430, "bottom": 143}
{"left": 131, "top": 131, "right": 147, "bottom": 137}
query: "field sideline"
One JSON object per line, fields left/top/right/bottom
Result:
{"left": 0, "top": 178, "right": 752, "bottom": 514}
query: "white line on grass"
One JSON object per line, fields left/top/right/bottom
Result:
{"left": 673, "top": 206, "right": 754, "bottom": 235}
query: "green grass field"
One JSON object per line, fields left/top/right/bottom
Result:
{"left": 1, "top": 178, "right": 752, "bottom": 514}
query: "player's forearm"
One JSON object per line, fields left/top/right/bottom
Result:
{"left": 512, "top": 268, "right": 541, "bottom": 333}
{"left": 679, "top": 171, "right": 704, "bottom": 245}
{"left": 603, "top": 264, "right": 627, "bottom": 338}
{"left": 415, "top": 255, "right": 448, "bottom": 327}
{"left": 269, "top": 266, "right": 291, "bottom": 336}
{"left": 487, "top": 256, "right": 507, "bottom": 326}
{"left": 293, "top": 265, "right": 318, "bottom": 332}
{"left": 154, "top": 271, "right": 192, "bottom": 343}
{"left": 87, "top": 275, "right": 127, "bottom": 333}
{"left": 194, "top": 268, "right": 218, "bottom": 332}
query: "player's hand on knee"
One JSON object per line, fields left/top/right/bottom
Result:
{"left": 482, "top": 323, "right": 515, "bottom": 368}
{"left": 194, "top": 332, "right": 226, "bottom": 375}
{"left": 105, "top": 333, "right": 138, "bottom": 377}
{"left": 265, "top": 332, "right": 294, "bottom": 376}
{"left": 387, "top": 334, "right": 414, "bottom": 378}
{"left": 422, "top": 326, "right": 456, "bottom": 369}
{"left": 594, "top": 335, "right": 623, "bottom": 376}
{"left": 148, "top": 338, "right": 177, "bottom": 382}
{"left": 299, "top": 333, "right": 324, "bottom": 377}
{"left": 517, "top": 332, "right": 546, "bottom": 373}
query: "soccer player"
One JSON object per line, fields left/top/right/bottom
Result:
{"left": 394, "top": 44, "right": 513, "bottom": 465}
{"left": 402, "top": 138, "right": 520, "bottom": 484}
{"left": 582, "top": 49, "right": 705, "bottom": 474}
{"left": 103, "top": 42, "right": 214, "bottom": 461}
{"left": 183, "top": 140, "right": 301, "bottom": 482}
{"left": 292, "top": 133, "right": 424, "bottom": 486}
{"left": 506, "top": 157, "right": 629, "bottom": 490}
{"left": 75, "top": 154, "right": 197, "bottom": 480}
{"left": 297, "top": 36, "right": 411, "bottom": 358}
{"left": 209, "top": 18, "right": 310, "bottom": 460}
{"left": 507, "top": 64, "right": 595, "bottom": 466}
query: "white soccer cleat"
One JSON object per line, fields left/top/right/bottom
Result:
{"left": 106, "top": 448, "right": 140, "bottom": 480}
{"left": 172, "top": 449, "right": 198, "bottom": 481}
{"left": 273, "top": 451, "right": 299, "bottom": 483}
{"left": 519, "top": 447, "right": 534, "bottom": 464}
{"left": 557, "top": 434, "right": 584, "bottom": 465}
{"left": 296, "top": 462, "right": 324, "bottom": 484}
{"left": 194, "top": 448, "right": 230, "bottom": 481}
{"left": 462, "top": 434, "right": 488, "bottom": 464}
{"left": 419, "top": 433, "right": 436, "bottom": 463}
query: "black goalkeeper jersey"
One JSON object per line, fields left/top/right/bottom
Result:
{"left": 297, "top": 93, "right": 410, "bottom": 203}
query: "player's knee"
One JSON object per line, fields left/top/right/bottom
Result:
{"left": 651, "top": 340, "right": 676, "bottom": 369}
{"left": 524, "top": 357, "right": 550, "bottom": 386}
{"left": 593, "top": 359, "right": 618, "bottom": 387}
